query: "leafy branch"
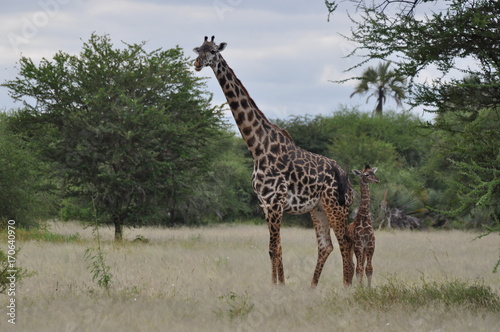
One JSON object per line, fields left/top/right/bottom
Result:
{"left": 325, "top": 1, "right": 338, "bottom": 22}
{"left": 447, "top": 159, "right": 499, "bottom": 217}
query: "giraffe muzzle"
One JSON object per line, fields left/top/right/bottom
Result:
{"left": 194, "top": 61, "right": 203, "bottom": 71}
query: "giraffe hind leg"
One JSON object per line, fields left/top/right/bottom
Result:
{"left": 310, "top": 206, "right": 334, "bottom": 288}
{"left": 326, "top": 203, "right": 354, "bottom": 287}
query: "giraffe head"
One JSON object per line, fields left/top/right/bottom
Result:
{"left": 193, "top": 36, "right": 227, "bottom": 71}
{"left": 352, "top": 164, "right": 380, "bottom": 184}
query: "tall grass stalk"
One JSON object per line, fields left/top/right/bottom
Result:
{"left": 83, "top": 196, "right": 112, "bottom": 292}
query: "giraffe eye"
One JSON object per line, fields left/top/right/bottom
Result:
{"left": 210, "top": 50, "right": 216, "bottom": 54}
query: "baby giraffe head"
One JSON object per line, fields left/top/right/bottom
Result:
{"left": 193, "top": 36, "right": 227, "bottom": 71}
{"left": 352, "top": 164, "right": 380, "bottom": 184}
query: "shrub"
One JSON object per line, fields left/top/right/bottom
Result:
{"left": 0, "top": 248, "right": 34, "bottom": 294}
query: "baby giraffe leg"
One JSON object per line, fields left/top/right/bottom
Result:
{"left": 354, "top": 248, "right": 365, "bottom": 285}
{"left": 365, "top": 250, "right": 374, "bottom": 287}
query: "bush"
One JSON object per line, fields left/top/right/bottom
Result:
{"left": 59, "top": 197, "right": 93, "bottom": 222}
{"left": 0, "top": 114, "right": 54, "bottom": 228}
{"left": 0, "top": 247, "right": 34, "bottom": 294}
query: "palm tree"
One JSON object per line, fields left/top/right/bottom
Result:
{"left": 351, "top": 61, "right": 406, "bottom": 116}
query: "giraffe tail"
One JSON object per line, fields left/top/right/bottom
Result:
{"left": 334, "top": 167, "right": 351, "bottom": 206}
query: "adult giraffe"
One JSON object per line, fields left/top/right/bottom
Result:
{"left": 193, "top": 36, "right": 354, "bottom": 287}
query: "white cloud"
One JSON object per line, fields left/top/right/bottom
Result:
{"left": 0, "top": 0, "right": 435, "bottom": 121}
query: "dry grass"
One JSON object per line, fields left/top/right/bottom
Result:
{"left": 2, "top": 221, "right": 499, "bottom": 331}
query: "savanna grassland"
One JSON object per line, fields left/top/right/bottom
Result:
{"left": 2, "top": 221, "right": 499, "bottom": 332}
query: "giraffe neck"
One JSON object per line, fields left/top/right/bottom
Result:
{"left": 356, "top": 180, "right": 372, "bottom": 224}
{"left": 211, "top": 56, "right": 287, "bottom": 159}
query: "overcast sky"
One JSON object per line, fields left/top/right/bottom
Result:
{"left": 0, "top": 0, "right": 433, "bottom": 124}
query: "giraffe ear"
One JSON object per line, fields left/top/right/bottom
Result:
{"left": 193, "top": 47, "right": 200, "bottom": 54}
{"left": 352, "top": 170, "right": 361, "bottom": 176}
{"left": 372, "top": 167, "right": 378, "bottom": 173}
{"left": 218, "top": 42, "right": 227, "bottom": 52}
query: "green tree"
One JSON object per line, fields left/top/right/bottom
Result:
{"left": 422, "top": 107, "right": 500, "bottom": 226}
{"left": 0, "top": 114, "right": 53, "bottom": 227}
{"left": 277, "top": 108, "right": 430, "bottom": 170}
{"left": 274, "top": 115, "right": 332, "bottom": 156}
{"left": 330, "top": 0, "right": 500, "bottom": 218}
{"left": 3, "top": 34, "right": 225, "bottom": 240}
{"left": 184, "top": 134, "right": 256, "bottom": 223}
{"left": 350, "top": 62, "right": 406, "bottom": 116}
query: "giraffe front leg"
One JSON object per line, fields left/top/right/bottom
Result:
{"left": 365, "top": 248, "right": 374, "bottom": 288}
{"left": 355, "top": 248, "right": 365, "bottom": 286}
{"left": 267, "top": 212, "right": 285, "bottom": 285}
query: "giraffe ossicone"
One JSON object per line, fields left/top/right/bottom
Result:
{"left": 194, "top": 36, "right": 354, "bottom": 287}
{"left": 348, "top": 164, "right": 380, "bottom": 287}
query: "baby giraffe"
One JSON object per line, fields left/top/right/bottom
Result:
{"left": 348, "top": 164, "right": 380, "bottom": 287}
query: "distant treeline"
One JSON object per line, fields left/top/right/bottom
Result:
{"left": 1, "top": 106, "right": 498, "bottom": 230}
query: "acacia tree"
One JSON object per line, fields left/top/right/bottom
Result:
{"left": 328, "top": 0, "right": 499, "bottom": 214}
{"left": 327, "top": 0, "right": 499, "bottom": 269}
{"left": 327, "top": 0, "right": 499, "bottom": 115}
{"left": 3, "top": 34, "right": 225, "bottom": 240}
{"left": 350, "top": 61, "right": 406, "bottom": 115}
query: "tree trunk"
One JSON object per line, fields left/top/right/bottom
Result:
{"left": 114, "top": 219, "right": 123, "bottom": 242}
{"left": 375, "top": 87, "right": 384, "bottom": 116}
